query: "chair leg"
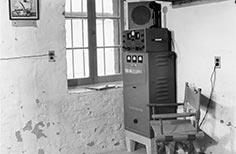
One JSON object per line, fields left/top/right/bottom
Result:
{"left": 165, "top": 142, "right": 175, "bottom": 154}
{"left": 125, "top": 136, "right": 135, "bottom": 152}
{"left": 146, "top": 141, "right": 152, "bottom": 154}
{"left": 156, "top": 142, "right": 165, "bottom": 154}
{"left": 187, "top": 141, "right": 195, "bottom": 154}
{"left": 146, "top": 138, "right": 157, "bottom": 154}
{"left": 192, "top": 140, "right": 201, "bottom": 153}
{"left": 175, "top": 141, "right": 196, "bottom": 154}
{"left": 125, "top": 130, "right": 156, "bottom": 154}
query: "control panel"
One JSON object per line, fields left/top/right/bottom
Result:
{"left": 123, "top": 30, "right": 145, "bottom": 51}
{"left": 124, "top": 52, "right": 146, "bottom": 85}
{"left": 122, "top": 28, "right": 171, "bottom": 53}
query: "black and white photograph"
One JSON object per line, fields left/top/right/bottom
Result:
{"left": 9, "top": 0, "right": 39, "bottom": 20}
{"left": 0, "top": 0, "right": 235, "bottom": 154}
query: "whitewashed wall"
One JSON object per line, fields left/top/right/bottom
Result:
{"left": 165, "top": 0, "right": 236, "bottom": 153}
{"left": 0, "top": 0, "right": 125, "bottom": 154}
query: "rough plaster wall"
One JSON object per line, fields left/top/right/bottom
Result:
{"left": 164, "top": 0, "right": 236, "bottom": 153}
{"left": 61, "top": 89, "right": 125, "bottom": 154}
{"left": 0, "top": 0, "right": 125, "bottom": 154}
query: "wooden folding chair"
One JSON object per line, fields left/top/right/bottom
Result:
{"left": 148, "top": 82, "right": 204, "bottom": 154}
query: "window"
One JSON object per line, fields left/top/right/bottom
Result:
{"left": 65, "top": 0, "right": 123, "bottom": 86}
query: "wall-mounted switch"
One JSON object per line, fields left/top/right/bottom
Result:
{"left": 214, "top": 56, "right": 221, "bottom": 69}
{"left": 49, "top": 50, "right": 55, "bottom": 62}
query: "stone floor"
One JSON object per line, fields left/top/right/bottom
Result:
{"left": 101, "top": 148, "right": 146, "bottom": 154}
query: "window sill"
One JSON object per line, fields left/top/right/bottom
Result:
{"left": 68, "top": 81, "right": 123, "bottom": 94}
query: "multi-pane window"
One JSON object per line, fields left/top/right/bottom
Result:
{"left": 65, "top": 0, "right": 123, "bottom": 86}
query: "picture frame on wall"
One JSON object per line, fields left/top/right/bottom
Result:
{"left": 9, "top": 0, "right": 39, "bottom": 20}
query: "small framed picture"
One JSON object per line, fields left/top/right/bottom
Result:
{"left": 9, "top": 0, "right": 39, "bottom": 20}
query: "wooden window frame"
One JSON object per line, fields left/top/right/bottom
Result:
{"left": 65, "top": 0, "right": 124, "bottom": 87}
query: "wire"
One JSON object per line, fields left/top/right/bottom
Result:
{"left": 171, "top": 37, "right": 181, "bottom": 62}
{"left": 0, "top": 54, "right": 49, "bottom": 61}
{"left": 199, "top": 65, "right": 217, "bottom": 128}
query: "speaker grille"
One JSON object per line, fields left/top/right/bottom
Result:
{"left": 128, "top": 2, "right": 153, "bottom": 29}
{"left": 131, "top": 6, "right": 151, "bottom": 25}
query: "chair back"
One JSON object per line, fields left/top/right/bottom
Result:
{"left": 184, "top": 82, "right": 201, "bottom": 121}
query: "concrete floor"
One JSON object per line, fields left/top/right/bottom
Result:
{"left": 101, "top": 148, "right": 146, "bottom": 154}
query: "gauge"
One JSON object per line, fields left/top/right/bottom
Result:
{"left": 138, "top": 55, "right": 143, "bottom": 63}
{"left": 132, "top": 55, "right": 137, "bottom": 63}
{"left": 126, "top": 55, "right": 131, "bottom": 62}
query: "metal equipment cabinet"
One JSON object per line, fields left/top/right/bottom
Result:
{"left": 123, "top": 28, "right": 177, "bottom": 138}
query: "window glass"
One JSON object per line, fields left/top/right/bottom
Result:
{"left": 72, "top": 19, "right": 88, "bottom": 47}
{"left": 83, "top": 0, "right": 87, "bottom": 13}
{"left": 72, "top": 19, "right": 83, "bottom": 47}
{"left": 73, "top": 49, "right": 89, "bottom": 78}
{"left": 96, "top": 0, "right": 119, "bottom": 17}
{"left": 96, "top": 19, "right": 120, "bottom": 47}
{"left": 83, "top": 20, "right": 88, "bottom": 47}
{"left": 65, "top": 0, "right": 71, "bottom": 12}
{"left": 103, "top": 0, "right": 119, "bottom": 17}
{"left": 97, "top": 48, "right": 121, "bottom": 76}
{"left": 65, "top": 20, "right": 72, "bottom": 48}
{"left": 104, "top": 19, "right": 120, "bottom": 46}
{"left": 104, "top": 48, "right": 121, "bottom": 75}
{"left": 97, "top": 48, "right": 105, "bottom": 76}
{"left": 96, "top": 0, "right": 103, "bottom": 15}
{"left": 96, "top": 19, "right": 104, "bottom": 47}
{"left": 66, "top": 49, "right": 73, "bottom": 79}
{"left": 71, "top": 0, "right": 82, "bottom": 13}
{"left": 71, "top": 0, "right": 87, "bottom": 16}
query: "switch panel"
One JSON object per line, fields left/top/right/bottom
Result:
{"left": 122, "top": 28, "right": 171, "bottom": 53}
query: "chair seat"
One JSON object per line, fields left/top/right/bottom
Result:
{"left": 152, "top": 112, "right": 196, "bottom": 119}
{"left": 150, "top": 119, "right": 204, "bottom": 141}
{"left": 151, "top": 119, "right": 197, "bottom": 135}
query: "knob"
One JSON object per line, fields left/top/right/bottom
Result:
{"left": 133, "top": 119, "right": 138, "bottom": 124}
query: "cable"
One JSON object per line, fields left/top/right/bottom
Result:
{"left": 171, "top": 37, "right": 181, "bottom": 62}
{"left": 0, "top": 54, "right": 48, "bottom": 61}
{"left": 199, "top": 65, "right": 217, "bottom": 127}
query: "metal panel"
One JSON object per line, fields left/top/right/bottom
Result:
{"left": 123, "top": 52, "right": 153, "bottom": 138}
{"left": 149, "top": 52, "right": 177, "bottom": 114}
{"left": 145, "top": 28, "right": 171, "bottom": 52}
{"left": 123, "top": 51, "right": 176, "bottom": 138}
{"left": 12, "top": 20, "right": 37, "bottom": 27}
